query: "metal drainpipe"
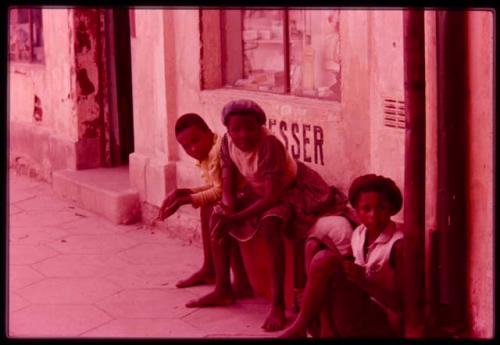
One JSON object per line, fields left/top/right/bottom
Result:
{"left": 402, "top": 9, "right": 426, "bottom": 338}
{"left": 435, "top": 10, "right": 468, "bottom": 335}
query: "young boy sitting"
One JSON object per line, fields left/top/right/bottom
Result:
{"left": 157, "top": 113, "right": 252, "bottom": 297}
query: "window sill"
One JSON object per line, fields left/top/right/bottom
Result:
{"left": 9, "top": 61, "right": 46, "bottom": 75}
{"left": 200, "top": 87, "right": 341, "bottom": 110}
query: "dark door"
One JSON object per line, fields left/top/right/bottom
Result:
{"left": 105, "top": 8, "right": 134, "bottom": 166}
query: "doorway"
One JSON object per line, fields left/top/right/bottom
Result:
{"left": 104, "top": 8, "right": 134, "bottom": 166}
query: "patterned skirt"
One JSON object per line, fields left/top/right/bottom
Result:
{"left": 212, "top": 162, "right": 357, "bottom": 242}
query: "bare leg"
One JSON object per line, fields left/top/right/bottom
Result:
{"left": 229, "top": 239, "right": 254, "bottom": 299}
{"left": 185, "top": 232, "right": 235, "bottom": 308}
{"left": 305, "top": 238, "right": 323, "bottom": 272}
{"left": 176, "top": 205, "right": 215, "bottom": 288}
{"left": 292, "top": 240, "right": 306, "bottom": 313}
{"left": 261, "top": 217, "right": 287, "bottom": 332}
{"left": 279, "top": 249, "right": 343, "bottom": 338}
{"left": 302, "top": 238, "right": 325, "bottom": 332}
{"left": 318, "top": 303, "right": 337, "bottom": 337}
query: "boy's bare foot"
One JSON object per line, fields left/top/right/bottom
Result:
{"left": 185, "top": 289, "right": 235, "bottom": 308}
{"left": 176, "top": 269, "right": 215, "bottom": 288}
{"left": 232, "top": 280, "right": 254, "bottom": 299}
{"left": 262, "top": 305, "right": 287, "bottom": 332}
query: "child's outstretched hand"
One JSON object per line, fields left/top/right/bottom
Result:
{"left": 157, "top": 188, "right": 193, "bottom": 221}
{"left": 343, "top": 261, "right": 367, "bottom": 286}
{"left": 158, "top": 202, "right": 181, "bottom": 221}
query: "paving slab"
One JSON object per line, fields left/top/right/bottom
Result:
{"left": 32, "top": 254, "right": 128, "bottom": 278}
{"left": 9, "top": 292, "right": 32, "bottom": 313}
{"left": 8, "top": 169, "right": 288, "bottom": 338}
{"left": 58, "top": 216, "right": 126, "bottom": 235}
{"left": 44, "top": 233, "right": 139, "bottom": 255}
{"left": 17, "top": 278, "right": 122, "bottom": 304}
{"left": 9, "top": 210, "right": 84, "bottom": 228}
{"left": 95, "top": 288, "right": 201, "bottom": 319}
{"left": 9, "top": 244, "right": 61, "bottom": 265}
{"left": 9, "top": 226, "right": 69, "bottom": 245}
{"left": 9, "top": 265, "right": 45, "bottom": 290}
{"left": 9, "top": 305, "right": 113, "bottom": 338}
{"left": 80, "top": 318, "right": 206, "bottom": 338}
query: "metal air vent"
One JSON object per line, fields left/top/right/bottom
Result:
{"left": 383, "top": 98, "right": 405, "bottom": 129}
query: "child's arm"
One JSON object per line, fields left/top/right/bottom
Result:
{"left": 157, "top": 188, "right": 193, "bottom": 220}
{"left": 227, "top": 175, "right": 285, "bottom": 222}
{"left": 221, "top": 135, "right": 287, "bottom": 222}
{"left": 391, "top": 239, "right": 404, "bottom": 310}
{"left": 191, "top": 157, "right": 223, "bottom": 208}
{"left": 219, "top": 135, "right": 238, "bottom": 212}
{"left": 344, "top": 239, "right": 404, "bottom": 311}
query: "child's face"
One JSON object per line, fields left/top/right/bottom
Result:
{"left": 226, "top": 113, "right": 261, "bottom": 152}
{"left": 355, "top": 191, "right": 392, "bottom": 232}
{"left": 176, "top": 126, "right": 213, "bottom": 161}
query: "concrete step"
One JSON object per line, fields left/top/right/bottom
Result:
{"left": 52, "top": 166, "right": 141, "bottom": 224}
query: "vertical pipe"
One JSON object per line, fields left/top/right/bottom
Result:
{"left": 402, "top": 9, "right": 426, "bottom": 338}
{"left": 283, "top": 8, "right": 291, "bottom": 93}
{"left": 435, "top": 10, "right": 468, "bottom": 334}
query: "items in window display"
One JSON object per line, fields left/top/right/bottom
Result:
{"left": 301, "top": 35, "right": 316, "bottom": 93}
{"left": 222, "top": 9, "right": 340, "bottom": 101}
{"left": 9, "top": 8, "right": 44, "bottom": 62}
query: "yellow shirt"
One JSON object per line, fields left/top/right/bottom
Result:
{"left": 190, "top": 133, "right": 223, "bottom": 208}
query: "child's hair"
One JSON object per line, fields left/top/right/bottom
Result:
{"left": 348, "top": 174, "right": 403, "bottom": 215}
{"left": 175, "top": 113, "right": 211, "bottom": 135}
{"left": 221, "top": 99, "right": 267, "bottom": 126}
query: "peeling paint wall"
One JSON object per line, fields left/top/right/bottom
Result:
{"left": 9, "top": 9, "right": 77, "bottom": 180}
{"left": 9, "top": 8, "right": 112, "bottom": 177}
{"left": 71, "top": 8, "right": 105, "bottom": 169}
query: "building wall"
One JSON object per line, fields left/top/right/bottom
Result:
{"left": 9, "top": 9, "right": 77, "bottom": 180}
{"left": 9, "top": 8, "right": 108, "bottom": 178}
{"left": 367, "top": 11, "right": 406, "bottom": 223}
{"left": 465, "top": 10, "right": 494, "bottom": 339}
{"left": 128, "top": 8, "right": 376, "bottom": 238}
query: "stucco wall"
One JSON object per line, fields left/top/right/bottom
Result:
{"left": 466, "top": 10, "right": 494, "bottom": 339}
{"left": 367, "top": 10, "right": 406, "bottom": 223}
{"left": 9, "top": 9, "right": 75, "bottom": 139}
{"left": 181, "top": 9, "right": 371, "bottom": 194}
{"left": 9, "top": 9, "right": 78, "bottom": 179}
{"left": 129, "top": 9, "right": 374, "bottom": 227}
{"left": 129, "top": 10, "right": 169, "bottom": 158}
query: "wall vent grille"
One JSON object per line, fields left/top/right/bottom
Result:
{"left": 383, "top": 98, "right": 405, "bottom": 129}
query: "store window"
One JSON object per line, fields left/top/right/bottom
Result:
{"left": 221, "top": 9, "right": 341, "bottom": 101}
{"left": 8, "top": 8, "right": 44, "bottom": 63}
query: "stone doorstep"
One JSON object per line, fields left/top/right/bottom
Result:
{"left": 52, "top": 167, "right": 140, "bottom": 225}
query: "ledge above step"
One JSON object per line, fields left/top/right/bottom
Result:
{"left": 52, "top": 167, "right": 140, "bottom": 224}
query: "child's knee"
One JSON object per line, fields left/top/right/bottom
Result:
{"left": 309, "top": 250, "right": 341, "bottom": 277}
{"left": 306, "top": 238, "right": 322, "bottom": 253}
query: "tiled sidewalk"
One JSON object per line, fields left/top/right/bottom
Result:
{"left": 8, "top": 170, "right": 293, "bottom": 338}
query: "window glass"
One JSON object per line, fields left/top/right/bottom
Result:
{"left": 289, "top": 9, "right": 340, "bottom": 101}
{"left": 9, "top": 8, "right": 44, "bottom": 63}
{"left": 224, "top": 9, "right": 285, "bottom": 93}
{"left": 220, "top": 9, "right": 341, "bottom": 101}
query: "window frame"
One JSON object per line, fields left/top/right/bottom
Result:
{"left": 9, "top": 7, "right": 45, "bottom": 64}
{"left": 201, "top": 8, "right": 341, "bottom": 102}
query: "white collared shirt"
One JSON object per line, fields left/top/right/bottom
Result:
{"left": 351, "top": 221, "right": 404, "bottom": 307}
